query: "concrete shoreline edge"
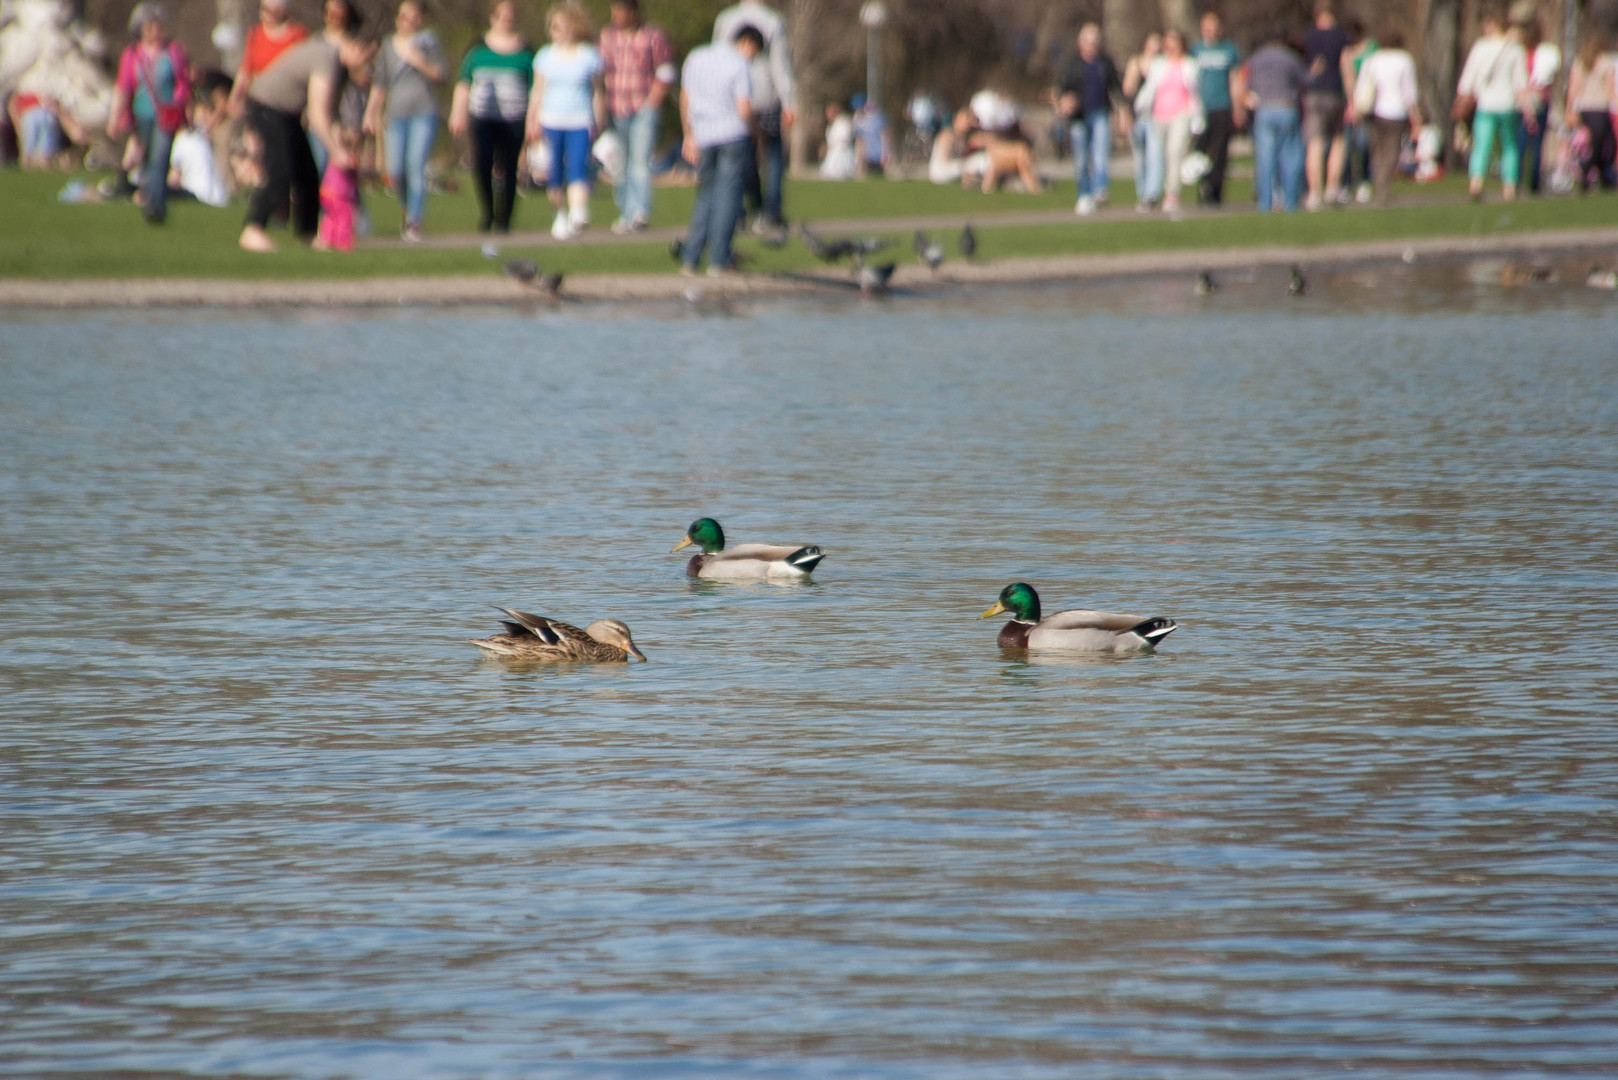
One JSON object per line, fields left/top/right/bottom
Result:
{"left": 5, "top": 227, "right": 1617, "bottom": 310}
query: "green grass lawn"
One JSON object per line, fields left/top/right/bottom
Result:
{"left": 3, "top": 166, "right": 1614, "bottom": 282}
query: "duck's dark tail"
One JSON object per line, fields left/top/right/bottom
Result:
{"left": 786, "top": 546, "right": 826, "bottom": 573}
{"left": 1129, "top": 617, "right": 1178, "bottom": 646}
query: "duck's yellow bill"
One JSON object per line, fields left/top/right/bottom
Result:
{"left": 670, "top": 535, "right": 694, "bottom": 553}
{"left": 979, "top": 600, "right": 1007, "bottom": 619}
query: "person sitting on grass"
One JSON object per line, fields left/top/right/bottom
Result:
{"left": 819, "top": 99, "right": 855, "bottom": 179}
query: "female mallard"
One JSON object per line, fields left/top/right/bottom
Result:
{"left": 670, "top": 517, "right": 826, "bottom": 580}
{"left": 469, "top": 607, "right": 646, "bottom": 662}
{"left": 979, "top": 582, "right": 1177, "bottom": 653}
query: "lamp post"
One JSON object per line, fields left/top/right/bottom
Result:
{"left": 860, "top": 0, "right": 889, "bottom": 114}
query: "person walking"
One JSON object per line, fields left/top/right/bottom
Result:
{"left": 1244, "top": 27, "right": 1307, "bottom": 213}
{"left": 678, "top": 24, "right": 759, "bottom": 276}
{"left": 1515, "top": 17, "right": 1559, "bottom": 195}
{"left": 1302, "top": 1, "right": 1349, "bottom": 209}
{"left": 366, "top": 0, "right": 445, "bottom": 242}
{"left": 109, "top": 3, "right": 191, "bottom": 225}
{"left": 712, "top": 0, "right": 794, "bottom": 231}
{"left": 238, "top": 35, "right": 357, "bottom": 251}
{"left": 1134, "top": 28, "right": 1202, "bottom": 214}
{"left": 1054, "top": 22, "right": 1123, "bottom": 216}
{"left": 228, "top": 0, "right": 307, "bottom": 121}
{"left": 311, "top": 0, "right": 363, "bottom": 174}
{"left": 1339, "top": 18, "right": 1376, "bottom": 203}
{"left": 449, "top": 0, "right": 533, "bottom": 234}
{"left": 1351, "top": 29, "right": 1421, "bottom": 206}
{"left": 599, "top": 0, "right": 675, "bottom": 233}
{"left": 1563, "top": 32, "right": 1615, "bottom": 192}
{"left": 527, "top": 2, "right": 606, "bottom": 240}
{"left": 1121, "top": 32, "right": 1161, "bottom": 212}
{"left": 1457, "top": 10, "right": 1529, "bottom": 201}
{"left": 1191, "top": 10, "right": 1241, "bottom": 206}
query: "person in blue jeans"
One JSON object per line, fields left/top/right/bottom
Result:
{"left": 678, "top": 26, "right": 761, "bottom": 275}
{"left": 1244, "top": 32, "right": 1307, "bottom": 212}
{"left": 1053, "top": 22, "right": 1123, "bottom": 215}
{"left": 365, "top": 0, "right": 444, "bottom": 242}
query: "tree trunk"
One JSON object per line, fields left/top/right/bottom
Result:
{"left": 786, "top": 0, "right": 828, "bottom": 177}
{"left": 1159, "top": 0, "right": 1195, "bottom": 36}
{"left": 1104, "top": 0, "right": 1146, "bottom": 56}
{"left": 1422, "top": 0, "right": 1463, "bottom": 166}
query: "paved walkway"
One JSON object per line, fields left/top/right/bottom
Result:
{"left": 9, "top": 226, "right": 1617, "bottom": 308}
{"left": 358, "top": 188, "right": 1473, "bottom": 252}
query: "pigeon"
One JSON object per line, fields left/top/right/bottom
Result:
{"left": 914, "top": 230, "right": 944, "bottom": 272}
{"left": 1287, "top": 264, "right": 1307, "bottom": 296}
{"left": 850, "top": 236, "right": 890, "bottom": 255}
{"left": 856, "top": 257, "right": 896, "bottom": 297}
{"left": 1585, "top": 266, "right": 1618, "bottom": 289}
{"left": 502, "top": 257, "right": 538, "bottom": 285}
{"left": 538, "top": 271, "right": 564, "bottom": 299}
{"left": 1194, "top": 270, "right": 1218, "bottom": 295}
{"left": 958, "top": 223, "right": 977, "bottom": 259}
{"left": 800, "top": 222, "right": 857, "bottom": 263}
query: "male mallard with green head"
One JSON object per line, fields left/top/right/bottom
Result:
{"left": 980, "top": 583, "right": 1177, "bottom": 653}
{"left": 670, "top": 517, "right": 826, "bottom": 580}
{"left": 469, "top": 607, "right": 646, "bottom": 662}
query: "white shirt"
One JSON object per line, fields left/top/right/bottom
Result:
{"left": 681, "top": 43, "right": 751, "bottom": 148}
{"left": 168, "top": 128, "right": 229, "bottom": 207}
{"left": 1357, "top": 49, "right": 1418, "bottom": 121}
{"left": 819, "top": 113, "right": 854, "bottom": 179}
{"left": 1458, "top": 35, "right": 1528, "bottom": 114}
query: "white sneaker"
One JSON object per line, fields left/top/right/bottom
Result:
{"left": 1305, "top": 193, "right": 1323, "bottom": 212}
{"left": 610, "top": 218, "right": 633, "bottom": 235}
{"left": 551, "top": 211, "right": 573, "bottom": 240}
{"left": 1355, "top": 182, "right": 1373, "bottom": 204}
{"left": 568, "top": 207, "right": 589, "bottom": 233}
{"left": 1075, "top": 195, "right": 1096, "bottom": 216}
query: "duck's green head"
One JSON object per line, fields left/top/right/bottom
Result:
{"left": 671, "top": 516, "right": 725, "bottom": 554}
{"left": 980, "top": 582, "right": 1041, "bottom": 623}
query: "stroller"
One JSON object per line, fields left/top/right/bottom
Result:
{"left": 1549, "top": 123, "right": 1588, "bottom": 195}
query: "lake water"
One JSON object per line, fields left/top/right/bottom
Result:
{"left": 3, "top": 266, "right": 1617, "bottom": 1078}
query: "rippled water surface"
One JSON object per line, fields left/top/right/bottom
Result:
{"left": 4, "top": 271, "right": 1617, "bottom": 1078}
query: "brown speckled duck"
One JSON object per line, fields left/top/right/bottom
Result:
{"left": 469, "top": 608, "right": 646, "bottom": 663}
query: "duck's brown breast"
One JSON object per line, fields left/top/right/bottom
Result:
{"left": 997, "top": 621, "right": 1031, "bottom": 649}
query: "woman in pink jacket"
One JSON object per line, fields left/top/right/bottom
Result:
{"left": 109, "top": 2, "right": 192, "bottom": 224}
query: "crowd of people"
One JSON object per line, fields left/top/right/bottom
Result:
{"left": 895, "top": 2, "right": 1610, "bottom": 216}
{"left": 9, "top": 0, "right": 1618, "bottom": 261}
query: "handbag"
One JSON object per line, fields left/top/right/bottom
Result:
{"left": 138, "top": 46, "right": 186, "bottom": 134}
{"left": 1352, "top": 64, "right": 1377, "bottom": 117}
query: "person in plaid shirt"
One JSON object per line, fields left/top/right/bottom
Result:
{"left": 600, "top": 0, "right": 675, "bottom": 232}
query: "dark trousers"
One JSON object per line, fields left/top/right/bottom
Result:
{"left": 741, "top": 106, "right": 785, "bottom": 225}
{"left": 246, "top": 100, "right": 319, "bottom": 236}
{"left": 1578, "top": 110, "right": 1617, "bottom": 190}
{"left": 471, "top": 116, "right": 524, "bottom": 232}
{"left": 133, "top": 116, "right": 175, "bottom": 223}
{"left": 1517, "top": 103, "right": 1548, "bottom": 193}
{"left": 684, "top": 137, "right": 749, "bottom": 269}
{"left": 1196, "top": 107, "right": 1234, "bottom": 204}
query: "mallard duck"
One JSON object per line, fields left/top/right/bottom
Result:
{"left": 979, "top": 582, "right": 1177, "bottom": 653}
{"left": 670, "top": 517, "right": 826, "bottom": 580}
{"left": 469, "top": 607, "right": 645, "bottom": 662}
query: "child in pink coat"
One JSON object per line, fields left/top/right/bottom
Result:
{"left": 315, "top": 131, "right": 360, "bottom": 251}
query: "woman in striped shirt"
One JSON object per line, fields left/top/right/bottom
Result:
{"left": 450, "top": 0, "right": 534, "bottom": 233}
